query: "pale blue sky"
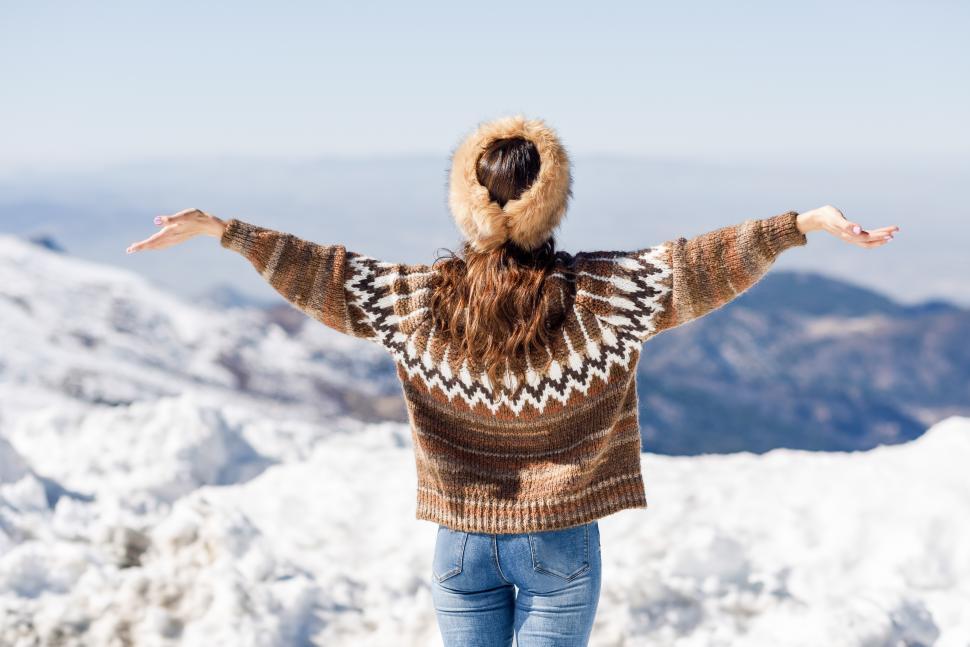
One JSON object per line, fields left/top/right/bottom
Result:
{"left": 1, "top": 1, "right": 967, "bottom": 170}
{"left": 1, "top": 2, "right": 968, "bottom": 307}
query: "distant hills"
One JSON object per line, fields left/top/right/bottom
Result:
{"left": 637, "top": 270, "right": 970, "bottom": 454}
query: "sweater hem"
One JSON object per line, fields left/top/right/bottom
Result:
{"left": 416, "top": 483, "right": 648, "bottom": 534}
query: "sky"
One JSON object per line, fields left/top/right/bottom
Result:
{"left": 1, "top": 1, "right": 968, "bottom": 169}
{"left": 0, "top": 2, "right": 967, "bottom": 307}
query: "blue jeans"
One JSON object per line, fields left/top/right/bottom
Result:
{"left": 430, "top": 520, "right": 602, "bottom": 647}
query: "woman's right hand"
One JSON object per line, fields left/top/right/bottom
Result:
{"left": 796, "top": 205, "right": 899, "bottom": 248}
{"left": 125, "top": 208, "right": 227, "bottom": 254}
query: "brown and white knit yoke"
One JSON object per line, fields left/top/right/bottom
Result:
{"left": 220, "top": 210, "right": 808, "bottom": 533}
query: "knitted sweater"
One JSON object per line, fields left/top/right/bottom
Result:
{"left": 220, "top": 210, "right": 808, "bottom": 534}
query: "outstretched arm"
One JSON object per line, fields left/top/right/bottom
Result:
{"left": 125, "top": 208, "right": 436, "bottom": 347}
{"left": 573, "top": 206, "right": 898, "bottom": 343}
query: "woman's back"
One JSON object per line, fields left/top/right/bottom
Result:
{"left": 216, "top": 114, "right": 810, "bottom": 533}
{"left": 218, "top": 205, "right": 808, "bottom": 533}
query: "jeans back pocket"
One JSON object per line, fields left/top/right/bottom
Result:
{"left": 528, "top": 522, "right": 592, "bottom": 581}
{"left": 432, "top": 525, "right": 469, "bottom": 583}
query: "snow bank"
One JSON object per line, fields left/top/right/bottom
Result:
{"left": 0, "top": 435, "right": 30, "bottom": 484}
{"left": 8, "top": 394, "right": 274, "bottom": 507}
{"left": 1, "top": 402, "right": 968, "bottom": 646}
{"left": 595, "top": 415, "right": 970, "bottom": 646}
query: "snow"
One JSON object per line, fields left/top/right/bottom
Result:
{"left": 1, "top": 234, "right": 969, "bottom": 645}
{"left": 3, "top": 399, "right": 968, "bottom": 646}
{"left": 0, "top": 234, "right": 393, "bottom": 426}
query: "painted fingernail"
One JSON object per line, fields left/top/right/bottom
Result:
{"left": 852, "top": 225, "right": 861, "bottom": 234}
{"left": 154, "top": 216, "right": 163, "bottom": 225}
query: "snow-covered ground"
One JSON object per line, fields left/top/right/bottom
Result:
{"left": 3, "top": 396, "right": 968, "bottom": 646}
{"left": 2, "top": 234, "right": 969, "bottom": 646}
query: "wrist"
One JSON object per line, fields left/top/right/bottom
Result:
{"left": 205, "top": 215, "right": 228, "bottom": 238}
{"left": 795, "top": 211, "right": 818, "bottom": 234}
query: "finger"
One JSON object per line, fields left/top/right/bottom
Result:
{"left": 126, "top": 229, "right": 171, "bottom": 254}
{"left": 841, "top": 222, "right": 894, "bottom": 242}
{"left": 866, "top": 226, "right": 898, "bottom": 236}
{"left": 862, "top": 226, "right": 898, "bottom": 240}
{"left": 855, "top": 236, "right": 892, "bottom": 248}
{"left": 844, "top": 229, "right": 893, "bottom": 243}
{"left": 837, "top": 228, "right": 873, "bottom": 242}
{"left": 840, "top": 221, "right": 900, "bottom": 239}
{"left": 151, "top": 210, "right": 190, "bottom": 229}
{"left": 841, "top": 219, "right": 865, "bottom": 236}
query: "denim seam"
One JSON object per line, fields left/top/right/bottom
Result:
{"left": 529, "top": 524, "right": 592, "bottom": 581}
{"left": 492, "top": 535, "right": 513, "bottom": 585}
{"left": 433, "top": 528, "right": 467, "bottom": 583}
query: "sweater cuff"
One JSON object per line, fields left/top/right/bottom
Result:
{"left": 220, "top": 218, "right": 260, "bottom": 255}
{"left": 760, "top": 211, "right": 808, "bottom": 256}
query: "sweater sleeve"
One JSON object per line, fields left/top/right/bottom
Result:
{"left": 220, "top": 218, "right": 436, "bottom": 346}
{"left": 573, "top": 210, "right": 808, "bottom": 343}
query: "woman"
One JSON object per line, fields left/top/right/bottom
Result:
{"left": 126, "top": 114, "right": 898, "bottom": 646}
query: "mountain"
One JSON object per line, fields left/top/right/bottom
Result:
{"left": 26, "top": 233, "right": 67, "bottom": 254}
{"left": 636, "top": 270, "right": 970, "bottom": 455}
{"left": 736, "top": 271, "right": 963, "bottom": 318}
{"left": 193, "top": 282, "right": 280, "bottom": 310}
{"left": 0, "top": 233, "right": 405, "bottom": 428}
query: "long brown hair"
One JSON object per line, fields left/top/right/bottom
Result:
{"left": 431, "top": 137, "right": 563, "bottom": 395}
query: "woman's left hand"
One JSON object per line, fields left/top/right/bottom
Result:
{"left": 796, "top": 205, "right": 899, "bottom": 248}
{"left": 125, "top": 208, "right": 226, "bottom": 254}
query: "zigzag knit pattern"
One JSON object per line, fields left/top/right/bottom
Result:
{"left": 221, "top": 210, "right": 807, "bottom": 533}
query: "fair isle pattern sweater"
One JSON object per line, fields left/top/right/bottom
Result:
{"left": 220, "top": 210, "right": 808, "bottom": 534}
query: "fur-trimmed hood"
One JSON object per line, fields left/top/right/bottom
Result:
{"left": 448, "top": 114, "right": 572, "bottom": 253}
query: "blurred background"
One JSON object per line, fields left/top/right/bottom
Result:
{"left": 1, "top": 2, "right": 968, "bottom": 646}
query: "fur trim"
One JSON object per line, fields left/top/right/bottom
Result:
{"left": 448, "top": 114, "right": 572, "bottom": 252}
